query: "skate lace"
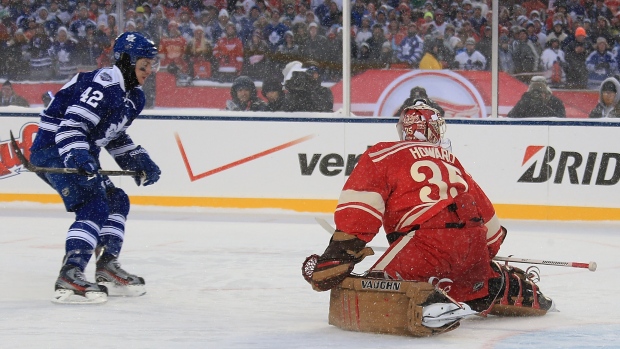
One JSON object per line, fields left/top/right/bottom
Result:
{"left": 71, "top": 268, "right": 87, "bottom": 282}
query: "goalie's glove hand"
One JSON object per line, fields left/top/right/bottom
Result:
{"left": 114, "top": 146, "right": 161, "bottom": 186}
{"left": 309, "top": 230, "right": 374, "bottom": 292}
{"left": 63, "top": 149, "right": 98, "bottom": 176}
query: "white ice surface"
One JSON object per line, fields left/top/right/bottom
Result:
{"left": 1, "top": 203, "right": 619, "bottom": 348}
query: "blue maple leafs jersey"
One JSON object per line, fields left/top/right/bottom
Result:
{"left": 31, "top": 65, "right": 146, "bottom": 162}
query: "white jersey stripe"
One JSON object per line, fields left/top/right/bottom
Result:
{"left": 372, "top": 231, "right": 416, "bottom": 271}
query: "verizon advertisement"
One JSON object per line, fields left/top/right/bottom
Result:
{"left": 1, "top": 113, "right": 618, "bottom": 220}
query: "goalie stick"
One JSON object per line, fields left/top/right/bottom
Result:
{"left": 314, "top": 217, "right": 597, "bottom": 272}
{"left": 10, "top": 131, "right": 139, "bottom": 177}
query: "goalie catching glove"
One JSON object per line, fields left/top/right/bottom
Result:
{"left": 303, "top": 230, "right": 374, "bottom": 292}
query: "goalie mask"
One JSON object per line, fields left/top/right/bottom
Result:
{"left": 397, "top": 101, "right": 445, "bottom": 144}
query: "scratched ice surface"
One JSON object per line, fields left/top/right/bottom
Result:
{"left": 1, "top": 203, "right": 618, "bottom": 348}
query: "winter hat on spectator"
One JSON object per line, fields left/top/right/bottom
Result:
{"left": 136, "top": 6, "right": 145, "bottom": 13}
{"left": 597, "top": 37, "right": 608, "bottom": 46}
{"left": 575, "top": 27, "right": 586, "bottom": 37}
{"left": 530, "top": 10, "right": 540, "bottom": 18}
{"left": 308, "top": 22, "right": 318, "bottom": 29}
{"left": 284, "top": 30, "right": 294, "bottom": 38}
{"left": 465, "top": 37, "right": 476, "bottom": 45}
{"left": 602, "top": 80, "right": 617, "bottom": 93}
{"left": 529, "top": 76, "right": 551, "bottom": 94}
{"left": 449, "top": 36, "right": 461, "bottom": 49}
{"left": 219, "top": 9, "right": 229, "bottom": 18}
{"left": 424, "top": 11, "right": 433, "bottom": 20}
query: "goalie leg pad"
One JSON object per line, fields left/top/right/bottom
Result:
{"left": 328, "top": 277, "right": 474, "bottom": 337}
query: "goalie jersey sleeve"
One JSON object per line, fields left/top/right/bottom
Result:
{"left": 334, "top": 141, "right": 505, "bottom": 255}
{"left": 31, "top": 66, "right": 145, "bottom": 160}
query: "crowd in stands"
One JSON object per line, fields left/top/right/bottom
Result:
{"left": 2, "top": 0, "right": 620, "bottom": 90}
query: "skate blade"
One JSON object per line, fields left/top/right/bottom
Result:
{"left": 98, "top": 282, "right": 146, "bottom": 297}
{"left": 51, "top": 289, "right": 108, "bottom": 304}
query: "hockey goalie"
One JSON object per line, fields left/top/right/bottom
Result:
{"left": 302, "top": 100, "right": 556, "bottom": 337}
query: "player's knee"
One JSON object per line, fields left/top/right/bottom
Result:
{"left": 107, "top": 188, "right": 130, "bottom": 217}
{"left": 75, "top": 197, "right": 110, "bottom": 227}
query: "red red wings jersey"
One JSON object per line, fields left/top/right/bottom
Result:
{"left": 334, "top": 141, "right": 504, "bottom": 257}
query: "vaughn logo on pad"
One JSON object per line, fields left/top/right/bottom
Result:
{"left": 361, "top": 280, "right": 401, "bottom": 291}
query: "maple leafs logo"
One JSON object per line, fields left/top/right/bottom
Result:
{"left": 126, "top": 34, "right": 136, "bottom": 43}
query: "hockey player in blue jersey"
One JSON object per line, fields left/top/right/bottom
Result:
{"left": 29, "top": 32, "right": 161, "bottom": 304}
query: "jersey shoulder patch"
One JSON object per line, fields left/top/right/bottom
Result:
{"left": 92, "top": 67, "right": 122, "bottom": 88}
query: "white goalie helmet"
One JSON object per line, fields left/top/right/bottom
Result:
{"left": 396, "top": 100, "right": 446, "bottom": 144}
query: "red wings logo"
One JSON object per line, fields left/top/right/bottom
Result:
{"left": 0, "top": 123, "right": 38, "bottom": 179}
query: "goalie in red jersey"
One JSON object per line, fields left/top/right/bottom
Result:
{"left": 304, "top": 100, "right": 555, "bottom": 333}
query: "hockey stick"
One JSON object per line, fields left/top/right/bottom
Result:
{"left": 10, "top": 131, "right": 138, "bottom": 177}
{"left": 493, "top": 256, "right": 597, "bottom": 272}
{"left": 314, "top": 217, "right": 597, "bottom": 272}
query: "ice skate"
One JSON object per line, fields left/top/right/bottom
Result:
{"left": 52, "top": 265, "right": 108, "bottom": 304}
{"left": 96, "top": 254, "right": 146, "bottom": 297}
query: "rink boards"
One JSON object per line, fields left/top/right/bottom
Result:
{"left": 1, "top": 110, "right": 619, "bottom": 221}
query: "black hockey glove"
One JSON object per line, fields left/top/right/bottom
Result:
{"left": 308, "top": 231, "right": 374, "bottom": 292}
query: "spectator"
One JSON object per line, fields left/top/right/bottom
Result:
{"left": 419, "top": 39, "right": 444, "bottom": 69}
{"left": 28, "top": 24, "right": 54, "bottom": 81}
{"left": 397, "top": 22, "right": 424, "bottom": 68}
{"left": 36, "top": 6, "right": 61, "bottom": 38}
{"left": 300, "top": 22, "right": 327, "bottom": 64}
{"left": 5, "top": 29, "right": 30, "bottom": 81}
{"left": 0, "top": 80, "right": 29, "bottom": 107}
{"left": 476, "top": 26, "right": 492, "bottom": 67}
{"left": 454, "top": 37, "right": 486, "bottom": 70}
{"left": 393, "top": 86, "right": 445, "bottom": 117}
{"left": 281, "top": 60, "right": 320, "bottom": 112}
{"left": 226, "top": 75, "right": 268, "bottom": 111}
{"left": 146, "top": 6, "right": 169, "bottom": 46}
{"left": 565, "top": 29, "right": 591, "bottom": 89}
{"left": 540, "top": 38, "right": 567, "bottom": 87}
{"left": 513, "top": 27, "right": 540, "bottom": 83}
{"left": 159, "top": 21, "right": 189, "bottom": 76}
{"left": 264, "top": 9, "right": 288, "bottom": 52}
{"left": 366, "top": 23, "right": 387, "bottom": 62}
{"left": 589, "top": 0, "right": 613, "bottom": 22}
{"left": 186, "top": 25, "right": 213, "bottom": 80}
{"left": 50, "top": 26, "right": 78, "bottom": 80}
{"left": 355, "top": 16, "right": 372, "bottom": 48}
{"left": 589, "top": 15, "right": 613, "bottom": 45}
{"left": 589, "top": 77, "right": 620, "bottom": 118}
{"left": 586, "top": 37, "right": 617, "bottom": 89}
{"left": 507, "top": 76, "right": 566, "bottom": 118}
{"left": 211, "top": 9, "right": 231, "bottom": 43}
{"left": 213, "top": 22, "right": 244, "bottom": 81}
{"left": 498, "top": 35, "right": 515, "bottom": 74}
{"left": 261, "top": 76, "right": 285, "bottom": 111}
{"left": 275, "top": 30, "right": 299, "bottom": 68}
{"left": 378, "top": 41, "right": 398, "bottom": 69}
{"left": 177, "top": 7, "right": 196, "bottom": 42}
{"left": 303, "top": 60, "right": 333, "bottom": 112}
{"left": 69, "top": 5, "right": 97, "bottom": 39}
{"left": 243, "top": 28, "right": 271, "bottom": 80}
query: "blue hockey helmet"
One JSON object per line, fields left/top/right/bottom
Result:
{"left": 113, "top": 32, "right": 158, "bottom": 68}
